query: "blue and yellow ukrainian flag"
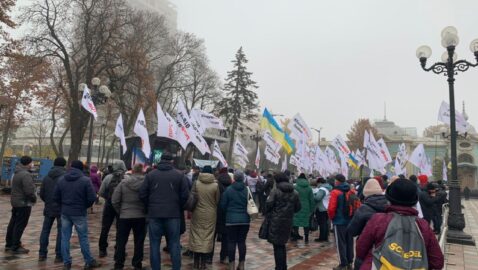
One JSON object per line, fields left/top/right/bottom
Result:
{"left": 347, "top": 153, "right": 360, "bottom": 170}
{"left": 260, "top": 108, "right": 295, "bottom": 154}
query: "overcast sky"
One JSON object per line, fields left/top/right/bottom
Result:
{"left": 13, "top": 0, "right": 478, "bottom": 141}
{"left": 171, "top": 0, "right": 478, "bottom": 141}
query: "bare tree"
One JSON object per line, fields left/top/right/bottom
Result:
{"left": 346, "top": 118, "right": 380, "bottom": 151}
{"left": 28, "top": 106, "right": 52, "bottom": 157}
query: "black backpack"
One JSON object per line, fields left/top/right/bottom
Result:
{"left": 342, "top": 191, "right": 360, "bottom": 218}
{"left": 106, "top": 172, "right": 123, "bottom": 201}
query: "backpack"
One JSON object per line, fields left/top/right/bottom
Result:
{"left": 372, "top": 213, "right": 428, "bottom": 270}
{"left": 342, "top": 191, "right": 360, "bottom": 218}
{"left": 318, "top": 186, "right": 330, "bottom": 209}
{"left": 256, "top": 178, "right": 265, "bottom": 194}
{"left": 106, "top": 172, "right": 123, "bottom": 201}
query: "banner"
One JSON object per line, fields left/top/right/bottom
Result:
{"left": 157, "top": 102, "right": 177, "bottom": 140}
{"left": 332, "top": 135, "right": 351, "bottom": 156}
{"left": 263, "top": 130, "right": 282, "bottom": 152}
{"left": 288, "top": 113, "right": 313, "bottom": 141}
{"left": 376, "top": 138, "right": 392, "bottom": 165}
{"left": 81, "top": 85, "right": 98, "bottom": 119}
{"left": 177, "top": 100, "right": 210, "bottom": 155}
{"left": 363, "top": 130, "right": 385, "bottom": 171}
{"left": 233, "top": 139, "right": 249, "bottom": 162}
{"left": 133, "top": 109, "right": 151, "bottom": 158}
{"left": 175, "top": 114, "right": 192, "bottom": 150}
{"left": 437, "top": 101, "right": 469, "bottom": 134}
{"left": 115, "top": 114, "right": 127, "bottom": 154}
{"left": 264, "top": 144, "right": 280, "bottom": 165}
{"left": 191, "top": 108, "right": 226, "bottom": 131}
{"left": 189, "top": 109, "right": 206, "bottom": 135}
{"left": 212, "top": 140, "right": 228, "bottom": 167}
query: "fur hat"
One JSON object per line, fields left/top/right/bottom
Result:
{"left": 363, "top": 179, "right": 383, "bottom": 198}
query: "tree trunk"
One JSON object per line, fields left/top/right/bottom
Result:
{"left": 68, "top": 106, "right": 89, "bottom": 163}
{"left": 227, "top": 122, "right": 237, "bottom": 165}
{"left": 58, "top": 126, "right": 70, "bottom": 158}
{"left": 0, "top": 109, "right": 13, "bottom": 181}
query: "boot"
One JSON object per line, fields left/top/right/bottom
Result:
{"left": 237, "top": 261, "right": 245, "bottom": 270}
{"left": 193, "top": 253, "right": 200, "bottom": 270}
{"left": 228, "top": 261, "right": 235, "bottom": 270}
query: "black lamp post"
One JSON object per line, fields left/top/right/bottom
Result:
{"left": 312, "top": 127, "right": 322, "bottom": 146}
{"left": 250, "top": 130, "right": 262, "bottom": 168}
{"left": 417, "top": 26, "right": 478, "bottom": 245}
{"left": 83, "top": 78, "right": 111, "bottom": 167}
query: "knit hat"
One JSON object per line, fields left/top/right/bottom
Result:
{"left": 54, "top": 157, "right": 67, "bottom": 167}
{"left": 71, "top": 160, "right": 84, "bottom": 171}
{"left": 363, "top": 179, "right": 383, "bottom": 198}
{"left": 202, "top": 165, "right": 213, "bottom": 174}
{"left": 385, "top": 179, "right": 418, "bottom": 207}
{"left": 418, "top": 175, "right": 428, "bottom": 188}
{"left": 335, "top": 174, "right": 346, "bottom": 182}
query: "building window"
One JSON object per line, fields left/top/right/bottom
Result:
{"left": 458, "top": 153, "right": 474, "bottom": 164}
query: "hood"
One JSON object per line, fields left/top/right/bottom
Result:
{"left": 157, "top": 161, "right": 174, "bottom": 171}
{"left": 278, "top": 182, "right": 294, "bottom": 193}
{"left": 335, "top": 182, "right": 350, "bottom": 193}
{"left": 123, "top": 174, "right": 144, "bottom": 191}
{"left": 385, "top": 205, "right": 419, "bottom": 216}
{"left": 48, "top": 166, "right": 67, "bottom": 179}
{"left": 112, "top": 160, "right": 127, "bottom": 173}
{"left": 364, "top": 194, "right": 389, "bottom": 212}
{"left": 231, "top": 181, "right": 246, "bottom": 191}
{"left": 90, "top": 165, "right": 98, "bottom": 173}
{"left": 64, "top": 168, "right": 85, "bottom": 182}
{"left": 320, "top": 183, "right": 333, "bottom": 191}
{"left": 199, "top": 173, "right": 216, "bottom": 184}
{"left": 296, "top": 178, "right": 310, "bottom": 188}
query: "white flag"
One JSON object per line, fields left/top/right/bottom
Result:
{"left": 157, "top": 102, "right": 177, "bottom": 140}
{"left": 438, "top": 101, "right": 469, "bottom": 134}
{"left": 175, "top": 114, "right": 192, "bottom": 150}
{"left": 332, "top": 135, "right": 351, "bottom": 156}
{"left": 376, "top": 138, "right": 392, "bottom": 165}
{"left": 288, "top": 113, "right": 313, "bottom": 141}
{"left": 394, "top": 157, "right": 403, "bottom": 176}
{"left": 81, "top": 85, "right": 98, "bottom": 119}
{"left": 177, "top": 100, "right": 210, "bottom": 155}
{"left": 255, "top": 147, "right": 260, "bottom": 168}
{"left": 263, "top": 130, "right": 282, "bottom": 152}
{"left": 114, "top": 114, "right": 127, "bottom": 154}
{"left": 264, "top": 144, "right": 280, "bottom": 165}
{"left": 442, "top": 159, "right": 448, "bottom": 181}
{"left": 189, "top": 109, "right": 206, "bottom": 135}
{"left": 191, "top": 108, "right": 225, "bottom": 131}
{"left": 363, "top": 130, "right": 385, "bottom": 171}
{"left": 212, "top": 140, "right": 228, "bottom": 167}
{"left": 133, "top": 109, "right": 151, "bottom": 158}
{"left": 233, "top": 139, "right": 249, "bottom": 162}
{"left": 281, "top": 154, "right": 288, "bottom": 172}
{"left": 409, "top": 144, "right": 429, "bottom": 174}
{"left": 235, "top": 155, "right": 248, "bottom": 168}
{"left": 397, "top": 143, "right": 408, "bottom": 163}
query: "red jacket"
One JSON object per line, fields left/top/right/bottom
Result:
{"left": 356, "top": 205, "right": 444, "bottom": 270}
{"left": 327, "top": 183, "right": 361, "bottom": 225}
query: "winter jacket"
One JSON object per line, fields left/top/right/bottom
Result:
{"left": 216, "top": 172, "right": 232, "bottom": 234}
{"left": 355, "top": 205, "right": 444, "bottom": 270}
{"left": 293, "top": 178, "right": 315, "bottom": 227}
{"left": 89, "top": 166, "right": 101, "bottom": 193}
{"left": 265, "top": 182, "right": 301, "bottom": 245}
{"left": 138, "top": 161, "right": 189, "bottom": 218}
{"left": 419, "top": 190, "right": 439, "bottom": 222}
{"left": 328, "top": 182, "right": 360, "bottom": 225}
{"left": 346, "top": 194, "right": 388, "bottom": 237}
{"left": 10, "top": 165, "right": 37, "bottom": 208}
{"left": 111, "top": 174, "right": 145, "bottom": 219}
{"left": 314, "top": 183, "right": 332, "bottom": 212}
{"left": 220, "top": 180, "right": 250, "bottom": 225}
{"left": 53, "top": 168, "right": 97, "bottom": 216}
{"left": 264, "top": 177, "right": 275, "bottom": 197}
{"left": 189, "top": 173, "right": 220, "bottom": 253}
{"left": 434, "top": 189, "right": 448, "bottom": 215}
{"left": 40, "top": 166, "right": 66, "bottom": 217}
{"left": 99, "top": 160, "right": 127, "bottom": 203}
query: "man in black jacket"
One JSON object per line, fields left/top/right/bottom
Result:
{"left": 419, "top": 183, "right": 440, "bottom": 225}
{"left": 6, "top": 156, "right": 36, "bottom": 254}
{"left": 139, "top": 153, "right": 189, "bottom": 270}
{"left": 39, "top": 157, "right": 67, "bottom": 262}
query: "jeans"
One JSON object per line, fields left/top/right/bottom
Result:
{"left": 273, "top": 244, "right": 287, "bottom": 270}
{"left": 5, "top": 206, "right": 32, "bottom": 250}
{"left": 149, "top": 218, "right": 181, "bottom": 270}
{"left": 39, "top": 216, "right": 62, "bottom": 258}
{"left": 114, "top": 218, "right": 146, "bottom": 269}
{"left": 61, "top": 215, "right": 94, "bottom": 266}
{"left": 99, "top": 202, "right": 118, "bottom": 252}
{"left": 226, "top": 225, "right": 249, "bottom": 262}
{"left": 317, "top": 210, "right": 329, "bottom": 241}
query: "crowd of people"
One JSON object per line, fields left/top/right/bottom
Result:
{"left": 5, "top": 154, "right": 448, "bottom": 270}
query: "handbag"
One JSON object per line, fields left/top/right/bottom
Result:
{"left": 184, "top": 182, "right": 198, "bottom": 211}
{"left": 309, "top": 213, "right": 319, "bottom": 231}
{"left": 258, "top": 216, "right": 270, "bottom": 239}
{"left": 246, "top": 186, "right": 259, "bottom": 218}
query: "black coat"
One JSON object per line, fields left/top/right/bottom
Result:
{"left": 346, "top": 194, "right": 388, "bottom": 237}
{"left": 265, "top": 182, "right": 301, "bottom": 245}
{"left": 216, "top": 172, "right": 232, "bottom": 234}
{"left": 139, "top": 162, "right": 189, "bottom": 218}
{"left": 40, "top": 166, "right": 66, "bottom": 217}
{"left": 419, "top": 190, "right": 439, "bottom": 222}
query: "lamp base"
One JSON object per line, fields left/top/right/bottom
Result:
{"left": 446, "top": 229, "right": 476, "bottom": 246}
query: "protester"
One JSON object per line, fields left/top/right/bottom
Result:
{"left": 53, "top": 160, "right": 100, "bottom": 270}
{"left": 433, "top": 181, "right": 448, "bottom": 234}
{"left": 291, "top": 173, "right": 315, "bottom": 243}
{"left": 265, "top": 172, "right": 301, "bottom": 270}
{"left": 314, "top": 177, "right": 332, "bottom": 242}
{"left": 264, "top": 173, "right": 275, "bottom": 197}
{"left": 328, "top": 174, "right": 360, "bottom": 270}
{"left": 245, "top": 171, "right": 259, "bottom": 204}
{"left": 189, "top": 166, "right": 220, "bottom": 269}
{"left": 89, "top": 165, "right": 101, "bottom": 206}
{"left": 220, "top": 170, "right": 251, "bottom": 270}
{"left": 139, "top": 153, "right": 189, "bottom": 270}
{"left": 419, "top": 182, "right": 440, "bottom": 225}
{"left": 464, "top": 186, "right": 471, "bottom": 200}
{"left": 39, "top": 157, "right": 67, "bottom": 262}
{"left": 111, "top": 163, "right": 146, "bottom": 270}
{"left": 216, "top": 167, "right": 233, "bottom": 263}
{"left": 6, "top": 156, "right": 36, "bottom": 254}
{"left": 355, "top": 179, "right": 444, "bottom": 270}
{"left": 98, "top": 160, "right": 127, "bottom": 257}
{"left": 257, "top": 171, "right": 267, "bottom": 214}
{"left": 346, "top": 178, "right": 388, "bottom": 239}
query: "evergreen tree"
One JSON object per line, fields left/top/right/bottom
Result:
{"left": 219, "top": 47, "right": 259, "bottom": 164}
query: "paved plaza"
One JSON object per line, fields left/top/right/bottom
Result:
{"left": 2, "top": 191, "right": 478, "bottom": 270}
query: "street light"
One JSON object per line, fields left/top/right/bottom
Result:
{"left": 82, "top": 77, "right": 111, "bottom": 167}
{"left": 311, "top": 127, "right": 322, "bottom": 145}
{"left": 250, "top": 130, "right": 262, "bottom": 168}
{"left": 417, "top": 26, "right": 478, "bottom": 245}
